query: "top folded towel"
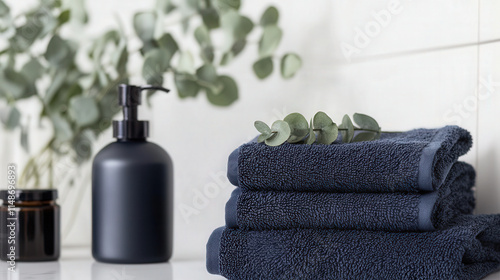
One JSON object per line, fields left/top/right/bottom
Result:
{"left": 228, "top": 126, "right": 472, "bottom": 192}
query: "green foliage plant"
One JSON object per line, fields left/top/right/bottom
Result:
{"left": 0, "top": 0, "right": 302, "bottom": 189}
{"left": 255, "top": 112, "right": 397, "bottom": 146}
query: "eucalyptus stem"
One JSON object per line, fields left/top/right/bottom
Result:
{"left": 312, "top": 128, "right": 401, "bottom": 134}
{"left": 19, "top": 138, "right": 54, "bottom": 188}
{"left": 48, "top": 149, "right": 54, "bottom": 189}
{"left": 256, "top": 112, "right": 396, "bottom": 146}
{"left": 62, "top": 165, "right": 90, "bottom": 239}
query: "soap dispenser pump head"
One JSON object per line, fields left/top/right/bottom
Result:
{"left": 112, "top": 84, "right": 170, "bottom": 141}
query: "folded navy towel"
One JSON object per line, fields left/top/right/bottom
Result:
{"left": 227, "top": 126, "right": 472, "bottom": 192}
{"left": 207, "top": 215, "right": 500, "bottom": 280}
{"left": 226, "top": 162, "right": 475, "bottom": 232}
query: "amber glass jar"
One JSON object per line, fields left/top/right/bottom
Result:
{"left": 0, "top": 190, "right": 60, "bottom": 261}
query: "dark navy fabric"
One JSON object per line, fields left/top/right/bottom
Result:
{"left": 207, "top": 215, "right": 500, "bottom": 280}
{"left": 227, "top": 126, "right": 472, "bottom": 192}
{"left": 225, "top": 162, "right": 475, "bottom": 232}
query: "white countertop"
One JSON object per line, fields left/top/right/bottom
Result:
{"left": 2, "top": 247, "right": 499, "bottom": 280}
{"left": 1, "top": 247, "right": 224, "bottom": 280}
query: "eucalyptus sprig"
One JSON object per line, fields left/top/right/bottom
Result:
{"left": 255, "top": 112, "right": 392, "bottom": 146}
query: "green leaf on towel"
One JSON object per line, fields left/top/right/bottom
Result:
{"left": 339, "top": 114, "right": 354, "bottom": 143}
{"left": 265, "top": 120, "right": 290, "bottom": 146}
{"left": 284, "top": 113, "right": 309, "bottom": 143}
{"left": 255, "top": 120, "right": 271, "bottom": 134}
{"left": 254, "top": 112, "right": 389, "bottom": 146}
{"left": 313, "top": 112, "right": 338, "bottom": 145}
{"left": 305, "top": 119, "right": 316, "bottom": 144}
{"left": 353, "top": 113, "right": 380, "bottom": 132}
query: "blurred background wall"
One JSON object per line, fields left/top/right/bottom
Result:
{"left": 1, "top": 0, "right": 499, "bottom": 260}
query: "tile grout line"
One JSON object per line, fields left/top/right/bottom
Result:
{"left": 475, "top": 0, "right": 481, "bottom": 172}
{"left": 340, "top": 39, "right": 500, "bottom": 64}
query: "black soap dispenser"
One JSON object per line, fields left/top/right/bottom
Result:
{"left": 92, "top": 84, "right": 173, "bottom": 264}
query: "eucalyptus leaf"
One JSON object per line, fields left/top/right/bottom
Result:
{"left": 259, "top": 25, "right": 282, "bottom": 58}
{"left": 305, "top": 119, "right": 316, "bottom": 144}
{"left": 317, "top": 123, "right": 338, "bottom": 145}
{"left": 221, "top": 10, "right": 253, "bottom": 43}
{"left": 91, "top": 85, "right": 122, "bottom": 134}
{"left": 21, "top": 58, "right": 44, "bottom": 82}
{"left": 45, "top": 35, "right": 72, "bottom": 66}
{"left": 72, "top": 130, "right": 93, "bottom": 164}
{"left": 68, "top": 96, "right": 100, "bottom": 127}
{"left": 194, "top": 25, "right": 211, "bottom": 46}
{"left": 9, "top": 24, "right": 42, "bottom": 52}
{"left": 45, "top": 70, "right": 67, "bottom": 104}
{"left": 352, "top": 132, "right": 376, "bottom": 142}
{"left": 252, "top": 57, "right": 273, "bottom": 79}
{"left": 38, "top": 10, "right": 58, "bottom": 38}
{"left": 313, "top": 111, "right": 338, "bottom": 145}
{"left": 312, "top": 112, "right": 332, "bottom": 129}
{"left": 201, "top": 7, "right": 220, "bottom": 29}
{"left": 280, "top": 53, "right": 302, "bottom": 79}
{"left": 216, "top": 0, "right": 241, "bottom": 12}
{"left": 157, "top": 33, "right": 179, "bottom": 55}
{"left": 97, "top": 69, "right": 110, "bottom": 87}
{"left": 339, "top": 114, "right": 354, "bottom": 143}
{"left": 0, "top": 0, "right": 10, "bottom": 16}
{"left": 177, "top": 51, "right": 195, "bottom": 74}
{"left": 2, "top": 69, "right": 29, "bottom": 100}
{"left": 196, "top": 64, "right": 217, "bottom": 83}
{"left": 220, "top": 39, "right": 246, "bottom": 65}
{"left": 156, "top": 0, "right": 175, "bottom": 13}
{"left": 48, "top": 83, "right": 82, "bottom": 113}
{"left": 133, "top": 12, "right": 157, "bottom": 42}
{"left": 58, "top": 10, "right": 71, "bottom": 26}
{"left": 185, "top": 0, "right": 200, "bottom": 10}
{"left": 66, "top": 0, "right": 88, "bottom": 23}
{"left": 220, "top": 52, "right": 233, "bottom": 66}
{"left": 174, "top": 73, "right": 200, "bottom": 98}
{"left": 284, "top": 113, "right": 309, "bottom": 143}
{"left": 200, "top": 46, "right": 215, "bottom": 63}
{"left": 254, "top": 120, "right": 271, "bottom": 134}
{"left": 231, "top": 39, "right": 246, "bottom": 56}
{"left": 265, "top": 120, "right": 290, "bottom": 146}
{"left": 113, "top": 43, "right": 128, "bottom": 75}
{"left": 353, "top": 113, "right": 380, "bottom": 131}
{"left": 260, "top": 6, "right": 279, "bottom": 26}
{"left": 1, "top": 106, "right": 20, "bottom": 130}
{"left": 20, "top": 125, "right": 29, "bottom": 153}
{"left": 50, "top": 113, "right": 73, "bottom": 142}
{"left": 206, "top": 75, "right": 238, "bottom": 106}
{"left": 90, "top": 30, "right": 119, "bottom": 59}
{"left": 257, "top": 133, "right": 272, "bottom": 143}
{"left": 142, "top": 49, "right": 171, "bottom": 83}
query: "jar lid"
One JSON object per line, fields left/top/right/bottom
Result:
{"left": 0, "top": 189, "right": 58, "bottom": 202}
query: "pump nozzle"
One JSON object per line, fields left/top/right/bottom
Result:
{"left": 113, "top": 84, "right": 170, "bottom": 141}
{"left": 139, "top": 85, "right": 171, "bottom": 93}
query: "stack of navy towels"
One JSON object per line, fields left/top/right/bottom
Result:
{"left": 207, "top": 126, "right": 500, "bottom": 280}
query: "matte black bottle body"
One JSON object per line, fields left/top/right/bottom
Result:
{"left": 92, "top": 141, "right": 173, "bottom": 263}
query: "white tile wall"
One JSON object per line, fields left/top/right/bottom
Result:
{"left": 1, "top": 0, "right": 499, "bottom": 259}
{"left": 475, "top": 0, "right": 500, "bottom": 214}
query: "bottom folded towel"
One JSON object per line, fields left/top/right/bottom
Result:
{"left": 226, "top": 162, "right": 475, "bottom": 231}
{"left": 207, "top": 215, "right": 500, "bottom": 280}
